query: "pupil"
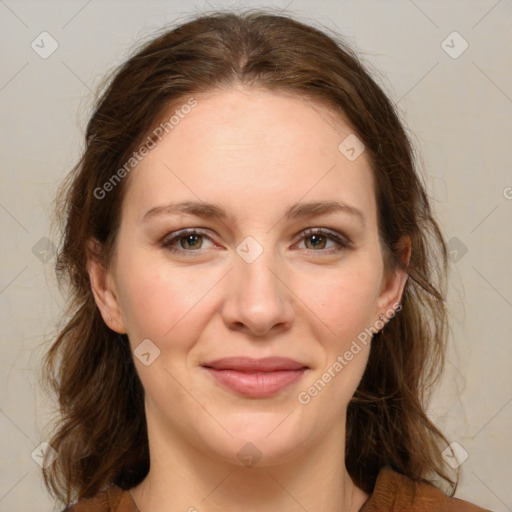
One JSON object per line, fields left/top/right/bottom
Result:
{"left": 309, "top": 234, "right": 325, "bottom": 249}
{"left": 184, "top": 234, "right": 201, "bottom": 249}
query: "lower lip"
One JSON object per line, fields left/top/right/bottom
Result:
{"left": 204, "top": 368, "right": 307, "bottom": 398}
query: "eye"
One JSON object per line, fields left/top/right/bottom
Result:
{"left": 161, "top": 227, "right": 351, "bottom": 256}
{"left": 161, "top": 229, "right": 215, "bottom": 254}
{"left": 295, "top": 228, "right": 350, "bottom": 254}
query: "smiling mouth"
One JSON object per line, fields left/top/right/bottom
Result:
{"left": 201, "top": 357, "right": 309, "bottom": 398}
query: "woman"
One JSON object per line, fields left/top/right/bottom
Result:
{"left": 41, "top": 9, "right": 492, "bottom": 512}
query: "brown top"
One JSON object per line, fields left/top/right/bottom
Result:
{"left": 64, "top": 466, "right": 493, "bottom": 512}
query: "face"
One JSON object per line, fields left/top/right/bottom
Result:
{"left": 89, "top": 86, "right": 409, "bottom": 468}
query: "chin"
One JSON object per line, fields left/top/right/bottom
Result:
{"left": 196, "top": 411, "right": 313, "bottom": 469}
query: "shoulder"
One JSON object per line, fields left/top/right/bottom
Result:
{"left": 62, "top": 485, "right": 136, "bottom": 512}
{"left": 360, "top": 465, "right": 493, "bottom": 512}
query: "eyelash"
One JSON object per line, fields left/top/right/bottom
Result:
{"left": 160, "top": 228, "right": 351, "bottom": 256}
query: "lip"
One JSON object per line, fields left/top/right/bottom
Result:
{"left": 201, "top": 357, "right": 308, "bottom": 398}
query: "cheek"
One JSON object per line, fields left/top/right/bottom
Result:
{"left": 115, "top": 247, "right": 173, "bottom": 337}
{"left": 295, "top": 270, "right": 376, "bottom": 411}
{"left": 115, "top": 250, "right": 219, "bottom": 343}
{"left": 295, "top": 263, "right": 381, "bottom": 346}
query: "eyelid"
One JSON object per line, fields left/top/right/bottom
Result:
{"left": 161, "top": 227, "right": 352, "bottom": 255}
{"left": 160, "top": 228, "right": 218, "bottom": 254}
{"left": 295, "top": 227, "right": 351, "bottom": 250}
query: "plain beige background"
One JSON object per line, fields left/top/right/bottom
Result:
{"left": 1, "top": 1, "right": 511, "bottom": 511}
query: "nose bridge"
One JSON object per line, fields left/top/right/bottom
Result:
{"left": 225, "top": 233, "right": 293, "bottom": 335}
{"left": 238, "top": 243, "right": 279, "bottom": 296}
{"left": 236, "top": 234, "right": 283, "bottom": 304}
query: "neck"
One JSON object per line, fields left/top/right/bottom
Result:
{"left": 129, "top": 415, "right": 369, "bottom": 512}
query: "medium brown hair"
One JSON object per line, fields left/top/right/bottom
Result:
{"left": 41, "top": 8, "right": 456, "bottom": 507}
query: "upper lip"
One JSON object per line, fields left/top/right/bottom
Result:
{"left": 202, "top": 357, "right": 308, "bottom": 372}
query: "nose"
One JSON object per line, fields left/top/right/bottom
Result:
{"left": 221, "top": 247, "right": 295, "bottom": 338}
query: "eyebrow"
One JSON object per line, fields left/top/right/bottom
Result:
{"left": 142, "top": 200, "right": 366, "bottom": 227}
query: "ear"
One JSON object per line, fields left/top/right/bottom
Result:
{"left": 86, "top": 238, "right": 127, "bottom": 334}
{"left": 375, "top": 235, "right": 411, "bottom": 322}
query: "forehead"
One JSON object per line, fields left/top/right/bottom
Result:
{"left": 121, "top": 86, "right": 376, "bottom": 226}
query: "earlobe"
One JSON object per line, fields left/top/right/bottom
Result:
{"left": 86, "top": 238, "right": 127, "bottom": 334}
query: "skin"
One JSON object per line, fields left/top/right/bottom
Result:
{"left": 88, "top": 85, "right": 411, "bottom": 512}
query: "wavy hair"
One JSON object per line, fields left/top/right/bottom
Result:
{"left": 41, "top": 9, "right": 456, "bottom": 507}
